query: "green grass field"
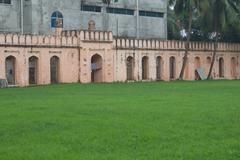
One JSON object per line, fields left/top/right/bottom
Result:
{"left": 0, "top": 81, "right": 240, "bottom": 160}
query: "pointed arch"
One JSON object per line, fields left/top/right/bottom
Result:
{"left": 219, "top": 57, "right": 224, "bottom": 78}
{"left": 126, "top": 56, "right": 134, "bottom": 81}
{"left": 50, "top": 56, "right": 60, "bottom": 83}
{"left": 169, "top": 56, "right": 176, "bottom": 80}
{"left": 184, "top": 57, "right": 190, "bottom": 80}
{"left": 142, "top": 56, "right": 149, "bottom": 80}
{"left": 194, "top": 57, "right": 201, "bottom": 80}
{"left": 194, "top": 57, "right": 201, "bottom": 69}
{"left": 5, "top": 56, "right": 16, "bottom": 85}
{"left": 206, "top": 56, "right": 211, "bottom": 69}
{"left": 29, "top": 56, "right": 39, "bottom": 85}
{"left": 91, "top": 54, "right": 103, "bottom": 82}
{"left": 156, "top": 56, "right": 163, "bottom": 80}
{"left": 231, "top": 57, "right": 237, "bottom": 79}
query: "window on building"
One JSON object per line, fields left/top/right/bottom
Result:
{"left": 0, "top": 0, "right": 11, "bottom": 4}
{"left": 51, "top": 11, "right": 63, "bottom": 28}
{"left": 106, "top": 7, "right": 134, "bottom": 15}
{"left": 139, "top": 10, "right": 164, "bottom": 18}
{"left": 81, "top": 5, "right": 101, "bottom": 12}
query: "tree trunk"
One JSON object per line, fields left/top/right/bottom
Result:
{"left": 207, "top": 35, "right": 218, "bottom": 79}
{"left": 178, "top": 11, "right": 192, "bottom": 80}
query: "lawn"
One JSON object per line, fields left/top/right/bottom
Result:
{"left": 0, "top": 81, "right": 239, "bottom": 160}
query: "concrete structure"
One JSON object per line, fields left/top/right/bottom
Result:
{"left": 0, "top": 0, "right": 167, "bottom": 39}
{"left": 0, "top": 30, "right": 239, "bottom": 87}
{"left": 0, "top": 0, "right": 21, "bottom": 33}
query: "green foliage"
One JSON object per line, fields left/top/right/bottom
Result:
{"left": 221, "top": 21, "right": 240, "bottom": 42}
{"left": 167, "top": 7, "right": 181, "bottom": 40}
{"left": 169, "top": 0, "right": 209, "bottom": 80}
{"left": 168, "top": 0, "right": 240, "bottom": 42}
{"left": 202, "top": 0, "right": 240, "bottom": 34}
{"left": 170, "top": 0, "right": 209, "bottom": 29}
{"left": 0, "top": 81, "right": 240, "bottom": 159}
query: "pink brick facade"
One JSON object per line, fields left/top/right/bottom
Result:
{"left": 0, "top": 30, "right": 239, "bottom": 87}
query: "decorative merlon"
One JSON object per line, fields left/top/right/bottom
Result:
{"left": 0, "top": 31, "right": 240, "bottom": 52}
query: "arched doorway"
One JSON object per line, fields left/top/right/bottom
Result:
{"left": 50, "top": 56, "right": 60, "bottom": 84}
{"left": 194, "top": 57, "right": 201, "bottom": 69}
{"left": 184, "top": 57, "right": 190, "bottom": 80}
{"left": 5, "top": 56, "right": 16, "bottom": 85}
{"left": 206, "top": 56, "right": 212, "bottom": 76}
{"left": 29, "top": 56, "right": 38, "bottom": 85}
{"left": 194, "top": 57, "right": 201, "bottom": 80}
{"left": 91, "top": 54, "right": 103, "bottom": 83}
{"left": 231, "top": 57, "right": 237, "bottom": 79}
{"left": 156, "top": 56, "right": 163, "bottom": 80}
{"left": 219, "top": 57, "right": 224, "bottom": 78}
{"left": 169, "top": 56, "right": 176, "bottom": 80}
{"left": 142, "top": 56, "right": 149, "bottom": 80}
{"left": 126, "top": 56, "right": 134, "bottom": 81}
{"left": 206, "top": 57, "right": 211, "bottom": 69}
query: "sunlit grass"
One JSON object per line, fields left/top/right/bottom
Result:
{"left": 0, "top": 81, "right": 239, "bottom": 160}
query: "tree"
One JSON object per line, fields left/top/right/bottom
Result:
{"left": 221, "top": 21, "right": 240, "bottom": 43}
{"left": 167, "top": 6, "right": 182, "bottom": 40}
{"left": 169, "top": 0, "right": 209, "bottom": 80}
{"left": 202, "top": 0, "right": 240, "bottom": 79}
